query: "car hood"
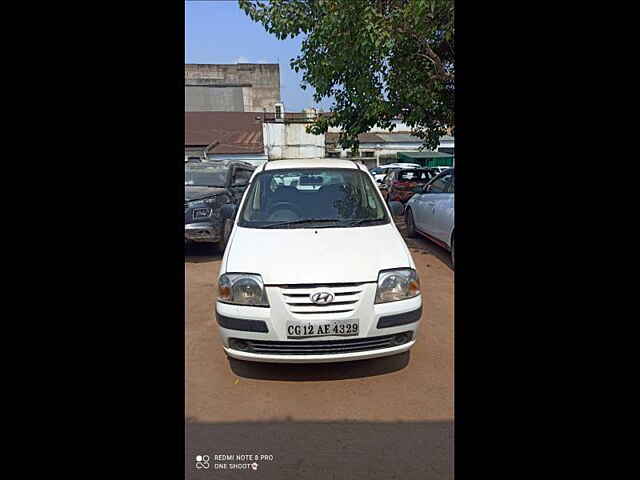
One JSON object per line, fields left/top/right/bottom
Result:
{"left": 185, "top": 186, "right": 225, "bottom": 202}
{"left": 225, "top": 223, "right": 414, "bottom": 284}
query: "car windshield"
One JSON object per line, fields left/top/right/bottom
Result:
{"left": 238, "top": 168, "right": 390, "bottom": 228}
{"left": 185, "top": 164, "right": 228, "bottom": 187}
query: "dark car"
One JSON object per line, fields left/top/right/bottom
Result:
{"left": 380, "top": 168, "right": 438, "bottom": 204}
{"left": 185, "top": 160, "right": 256, "bottom": 251}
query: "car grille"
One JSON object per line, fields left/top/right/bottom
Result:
{"left": 277, "top": 283, "right": 367, "bottom": 316}
{"left": 236, "top": 332, "right": 412, "bottom": 355}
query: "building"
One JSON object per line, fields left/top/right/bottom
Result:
{"left": 262, "top": 109, "right": 325, "bottom": 160}
{"left": 185, "top": 64, "right": 281, "bottom": 113}
{"left": 325, "top": 120, "right": 455, "bottom": 167}
{"left": 185, "top": 112, "right": 268, "bottom": 165}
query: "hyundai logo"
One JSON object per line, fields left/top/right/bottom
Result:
{"left": 310, "top": 291, "right": 335, "bottom": 305}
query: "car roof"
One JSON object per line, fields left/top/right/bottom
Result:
{"left": 263, "top": 159, "right": 361, "bottom": 171}
{"left": 384, "top": 164, "right": 419, "bottom": 169}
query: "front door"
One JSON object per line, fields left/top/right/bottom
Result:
{"left": 430, "top": 172, "right": 454, "bottom": 244}
{"left": 416, "top": 171, "right": 451, "bottom": 236}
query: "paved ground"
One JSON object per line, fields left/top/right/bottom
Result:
{"left": 185, "top": 217, "right": 454, "bottom": 479}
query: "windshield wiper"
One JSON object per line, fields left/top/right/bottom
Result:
{"left": 262, "top": 218, "right": 341, "bottom": 229}
{"left": 341, "top": 218, "right": 386, "bottom": 227}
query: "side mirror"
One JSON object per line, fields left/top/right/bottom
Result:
{"left": 221, "top": 204, "right": 236, "bottom": 219}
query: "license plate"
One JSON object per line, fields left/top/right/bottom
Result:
{"left": 286, "top": 319, "right": 359, "bottom": 339}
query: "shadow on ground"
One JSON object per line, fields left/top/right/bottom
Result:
{"left": 185, "top": 242, "right": 222, "bottom": 264}
{"left": 186, "top": 419, "right": 453, "bottom": 480}
{"left": 394, "top": 216, "right": 453, "bottom": 271}
{"left": 228, "top": 351, "right": 410, "bottom": 381}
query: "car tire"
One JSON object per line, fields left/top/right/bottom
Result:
{"left": 406, "top": 209, "right": 417, "bottom": 238}
{"left": 451, "top": 236, "right": 455, "bottom": 267}
{"left": 218, "top": 218, "right": 232, "bottom": 253}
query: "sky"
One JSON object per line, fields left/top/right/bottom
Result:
{"left": 185, "top": 0, "right": 334, "bottom": 112}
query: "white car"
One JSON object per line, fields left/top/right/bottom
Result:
{"left": 404, "top": 168, "right": 454, "bottom": 265}
{"left": 215, "top": 159, "right": 423, "bottom": 363}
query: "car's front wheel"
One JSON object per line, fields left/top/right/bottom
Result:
{"left": 451, "top": 236, "right": 455, "bottom": 267}
{"left": 406, "top": 208, "right": 417, "bottom": 238}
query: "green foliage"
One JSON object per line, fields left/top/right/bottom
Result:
{"left": 239, "top": 0, "right": 454, "bottom": 152}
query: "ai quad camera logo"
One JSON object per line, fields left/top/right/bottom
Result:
{"left": 195, "top": 455, "right": 210, "bottom": 469}
{"left": 310, "top": 290, "right": 335, "bottom": 305}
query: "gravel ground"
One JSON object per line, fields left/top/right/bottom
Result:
{"left": 185, "top": 215, "right": 454, "bottom": 479}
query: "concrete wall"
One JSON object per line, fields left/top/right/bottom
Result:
{"left": 185, "top": 64, "right": 280, "bottom": 112}
{"left": 184, "top": 85, "right": 245, "bottom": 112}
{"left": 263, "top": 123, "right": 325, "bottom": 160}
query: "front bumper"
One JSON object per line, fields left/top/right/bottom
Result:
{"left": 224, "top": 340, "right": 416, "bottom": 363}
{"left": 185, "top": 222, "right": 220, "bottom": 243}
{"left": 215, "top": 285, "right": 422, "bottom": 363}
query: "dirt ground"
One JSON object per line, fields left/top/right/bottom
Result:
{"left": 185, "top": 217, "right": 454, "bottom": 479}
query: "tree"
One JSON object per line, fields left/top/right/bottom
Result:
{"left": 238, "top": 0, "right": 454, "bottom": 153}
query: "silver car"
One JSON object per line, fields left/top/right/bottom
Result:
{"left": 404, "top": 168, "right": 455, "bottom": 265}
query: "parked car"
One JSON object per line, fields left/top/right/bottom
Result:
{"left": 404, "top": 168, "right": 454, "bottom": 265}
{"left": 216, "top": 159, "right": 422, "bottom": 363}
{"left": 185, "top": 160, "right": 256, "bottom": 250}
{"left": 370, "top": 163, "right": 420, "bottom": 183}
{"left": 379, "top": 168, "right": 437, "bottom": 204}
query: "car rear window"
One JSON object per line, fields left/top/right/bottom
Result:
{"left": 398, "top": 170, "right": 431, "bottom": 182}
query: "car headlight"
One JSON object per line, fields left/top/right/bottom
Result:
{"left": 218, "top": 273, "right": 269, "bottom": 307}
{"left": 375, "top": 268, "right": 420, "bottom": 304}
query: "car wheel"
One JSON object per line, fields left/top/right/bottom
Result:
{"left": 406, "top": 209, "right": 417, "bottom": 238}
{"left": 218, "top": 218, "right": 232, "bottom": 253}
{"left": 451, "top": 237, "right": 455, "bottom": 267}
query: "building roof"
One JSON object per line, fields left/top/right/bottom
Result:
{"left": 185, "top": 112, "right": 264, "bottom": 154}
{"left": 325, "top": 132, "right": 424, "bottom": 145}
{"left": 325, "top": 132, "right": 454, "bottom": 146}
{"left": 261, "top": 111, "right": 334, "bottom": 123}
{"left": 397, "top": 151, "right": 454, "bottom": 159}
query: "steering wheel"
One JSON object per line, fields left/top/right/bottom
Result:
{"left": 268, "top": 202, "right": 304, "bottom": 221}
